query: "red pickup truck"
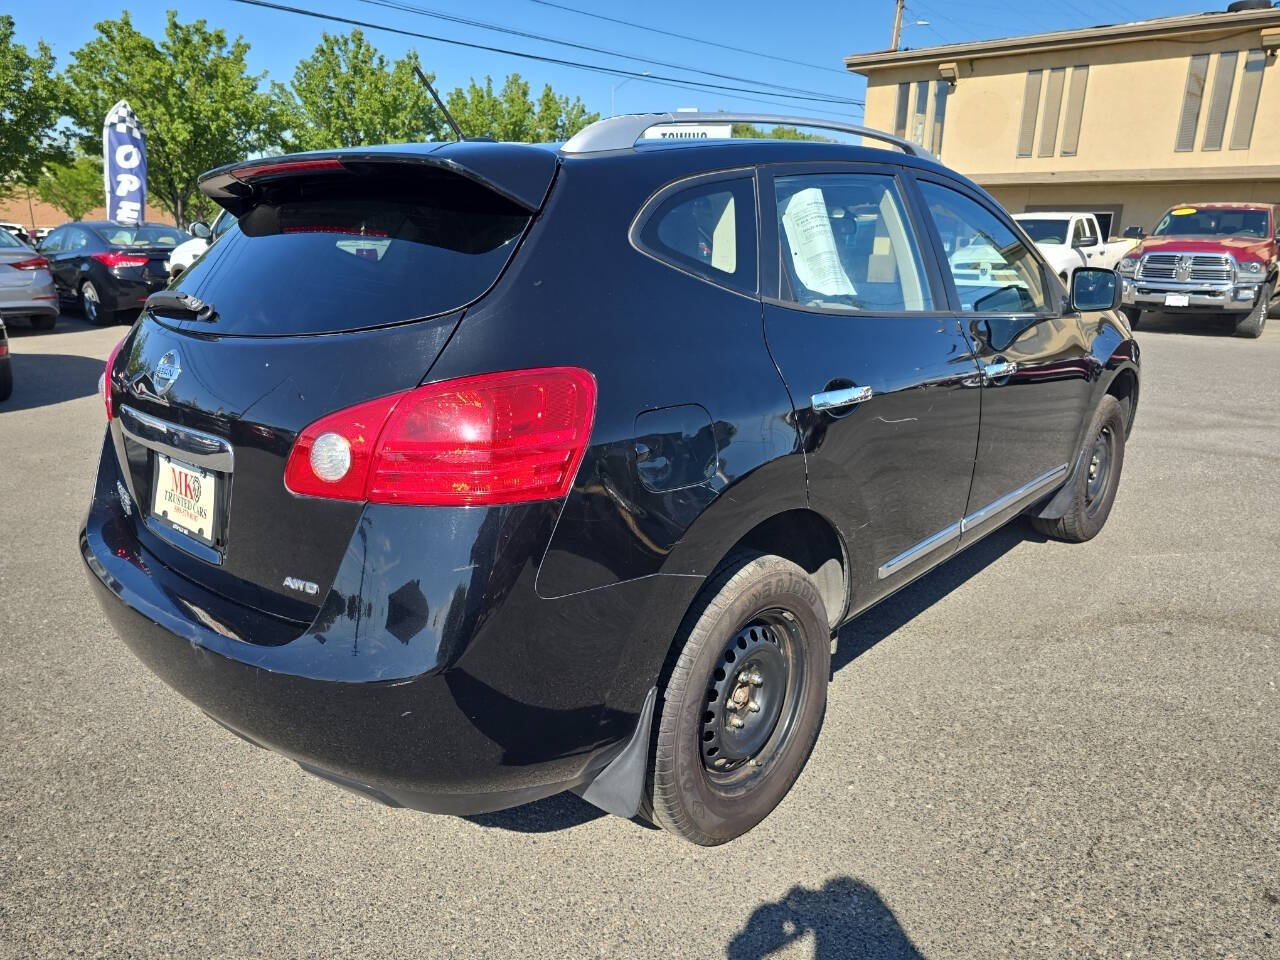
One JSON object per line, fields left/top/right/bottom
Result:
{"left": 1117, "top": 202, "right": 1278, "bottom": 338}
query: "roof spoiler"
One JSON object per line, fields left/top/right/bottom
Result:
{"left": 561, "top": 112, "right": 934, "bottom": 159}
{"left": 198, "top": 142, "right": 558, "bottom": 216}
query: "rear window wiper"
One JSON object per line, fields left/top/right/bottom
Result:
{"left": 146, "top": 290, "right": 218, "bottom": 323}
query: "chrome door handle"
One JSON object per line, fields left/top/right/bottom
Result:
{"left": 811, "top": 384, "right": 873, "bottom": 411}
{"left": 983, "top": 361, "right": 1018, "bottom": 380}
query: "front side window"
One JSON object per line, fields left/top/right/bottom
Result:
{"left": 774, "top": 173, "right": 933, "bottom": 313}
{"left": 920, "top": 181, "right": 1049, "bottom": 314}
{"left": 637, "top": 177, "right": 756, "bottom": 294}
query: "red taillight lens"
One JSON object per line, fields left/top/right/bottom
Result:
{"left": 284, "top": 367, "right": 597, "bottom": 506}
{"left": 10, "top": 256, "right": 48, "bottom": 270}
{"left": 92, "top": 251, "right": 149, "bottom": 269}
{"left": 233, "top": 157, "right": 344, "bottom": 181}
{"left": 100, "top": 336, "right": 126, "bottom": 421}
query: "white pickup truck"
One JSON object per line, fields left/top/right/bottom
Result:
{"left": 1013, "top": 212, "right": 1137, "bottom": 287}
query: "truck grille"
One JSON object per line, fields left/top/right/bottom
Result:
{"left": 1138, "top": 253, "right": 1233, "bottom": 283}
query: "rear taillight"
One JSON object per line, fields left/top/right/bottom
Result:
{"left": 92, "top": 251, "right": 149, "bottom": 269}
{"left": 100, "top": 336, "right": 126, "bottom": 420}
{"left": 233, "top": 157, "right": 344, "bottom": 181}
{"left": 10, "top": 256, "right": 48, "bottom": 270}
{"left": 284, "top": 367, "right": 597, "bottom": 506}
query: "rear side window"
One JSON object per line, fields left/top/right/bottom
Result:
{"left": 774, "top": 173, "right": 933, "bottom": 313}
{"left": 637, "top": 177, "right": 756, "bottom": 294}
{"left": 170, "top": 168, "right": 531, "bottom": 336}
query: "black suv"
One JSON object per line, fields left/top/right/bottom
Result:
{"left": 81, "top": 113, "right": 1140, "bottom": 845}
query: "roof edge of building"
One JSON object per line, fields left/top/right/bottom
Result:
{"left": 970, "top": 164, "right": 1280, "bottom": 187}
{"left": 844, "top": 8, "right": 1280, "bottom": 74}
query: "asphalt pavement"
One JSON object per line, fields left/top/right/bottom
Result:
{"left": 1, "top": 308, "right": 1277, "bottom": 959}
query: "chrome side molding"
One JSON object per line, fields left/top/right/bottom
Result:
{"left": 118, "top": 405, "right": 234, "bottom": 473}
{"left": 876, "top": 463, "right": 1069, "bottom": 580}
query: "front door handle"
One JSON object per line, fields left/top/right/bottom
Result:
{"left": 812, "top": 384, "right": 873, "bottom": 412}
{"left": 983, "top": 360, "right": 1018, "bottom": 380}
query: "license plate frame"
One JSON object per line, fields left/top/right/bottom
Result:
{"left": 151, "top": 453, "right": 219, "bottom": 547}
{"left": 1164, "top": 293, "right": 1190, "bottom": 307}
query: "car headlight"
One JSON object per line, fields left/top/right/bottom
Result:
{"left": 1237, "top": 260, "right": 1263, "bottom": 276}
{"left": 1117, "top": 256, "right": 1138, "bottom": 276}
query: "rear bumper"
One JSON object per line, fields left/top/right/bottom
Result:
{"left": 81, "top": 433, "right": 685, "bottom": 814}
{"left": 1121, "top": 277, "right": 1260, "bottom": 313}
{"left": 102, "top": 276, "right": 166, "bottom": 312}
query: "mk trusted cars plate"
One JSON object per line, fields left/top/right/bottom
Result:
{"left": 152, "top": 453, "right": 217, "bottom": 545}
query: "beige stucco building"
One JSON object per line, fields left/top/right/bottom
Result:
{"left": 845, "top": 5, "right": 1280, "bottom": 237}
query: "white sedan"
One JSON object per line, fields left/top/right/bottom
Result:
{"left": 167, "top": 210, "right": 234, "bottom": 278}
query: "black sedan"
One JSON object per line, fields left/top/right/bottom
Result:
{"left": 41, "top": 222, "right": 189, "bottom": 325}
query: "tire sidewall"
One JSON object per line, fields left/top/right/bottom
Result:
{"left": 658, "top": 556, "right": 830, "bottom": 844}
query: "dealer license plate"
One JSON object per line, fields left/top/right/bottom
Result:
{"left": 1164, "top": 293, "right": 1190, "bottom": 307}
{"left": 152, "top": 453, "right": 217, "bottom": 545}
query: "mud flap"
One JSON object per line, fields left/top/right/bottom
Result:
{"left": 574, "top": 686, "right": 657, "bottom": 818}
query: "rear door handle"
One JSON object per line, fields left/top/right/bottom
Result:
{"left": 983, "top": 361, "right": 1018, "bottom": 380}
{"left": 811, "top": 384, "right": 873, "bottom": 411}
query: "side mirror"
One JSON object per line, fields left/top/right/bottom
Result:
{"left": 189, "top": 221, "right": 211, "bottom": 240}
{"left": 1123, "top": 225, "right": 1145, "bottom": 239}
{"left": 1070, "top": 267, "right": 1120, "bottom": 313}
{"left": 1073, "top": 234, "right": 1098, "bottom": 249}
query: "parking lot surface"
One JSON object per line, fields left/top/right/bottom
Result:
{"left": 1, "top": 310, "right": 1277, "bottom": 959}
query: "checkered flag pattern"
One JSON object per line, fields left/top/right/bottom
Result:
{"left": 106, "top": 101, "right": 146, "bottom": 142}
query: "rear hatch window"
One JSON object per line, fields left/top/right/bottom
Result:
{"left": 167, "top": 167, "right": 531, "bottom": 336}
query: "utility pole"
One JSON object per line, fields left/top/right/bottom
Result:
{"left": 890, "top": 0, "right": 906, "bottom": 50}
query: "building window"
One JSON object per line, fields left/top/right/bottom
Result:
{"left": 1038, "top": 67, "right": 1066, "bottom": 157}
{"left": 893, "top": 83, "right": 909, "bottom": 139}
{"left": 1175, "top": 53, "right": 1210, "bottom": 152}
{"left": 1230, "top": 49, "right": 1266, "bottom": 150}
{"left": 931, "top": 81, "right": 949, "bottom": 155}
{"left": 1059, "top": 66, "right": 1089, "bottom": 157}
{"left": 1017, "top": 70, "right": 1043, "bottom": 158}
{"left": 911, "top": 80, "right": 929, "bottom": 145}
{"left": 1201, "top": 51, "right": 1238, "bottom": 151}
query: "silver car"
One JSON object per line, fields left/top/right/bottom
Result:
{"left": 0, "top": 229, "right": 58, "bottom": 330}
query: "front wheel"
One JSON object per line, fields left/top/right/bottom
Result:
{"left": 647, "top": 552, "right": 831, "bottom": 845}
{"left": 1234, "top": 281, "right": 1271, "bottom": 338}
{"left": 1032, "top": 394, "right": 1126, "bottom": 543}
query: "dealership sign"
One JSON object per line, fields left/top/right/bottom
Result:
{"left": 103, "top": 100, "right": 147, "bottom": 225}
{"left": 643, "top": 123, "right": 734, "bottom": 140}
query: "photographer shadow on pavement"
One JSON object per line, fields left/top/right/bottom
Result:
{"left": 726, "top": 876, "right": 925, "bottom": 960}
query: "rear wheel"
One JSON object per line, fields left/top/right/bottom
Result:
{"left": 1032, "top": 394, "right": 1126, "bottom": 543}
{"left": 80, "top": 281, "right": 113, "bottom": 326}
{"left": 29, "top": 315, "right": 55, "bottom": 331}
{"left": 646, "top": 552, "right": 830, "bottom": 845}
{"left": 1121, "top": 307, "right": 1142, "bottom": 329}
{"left": 1234, "top": 281, "right": 1271, "bottom": 338}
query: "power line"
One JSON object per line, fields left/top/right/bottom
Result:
{"left": 226, "top": 0, "right": 865, "bottom": 114}
{"left": 356, "top": 0, "right": 862, "bottom": 105}
{"left": 525, "top": 0, "right": 852, "bottom": 76}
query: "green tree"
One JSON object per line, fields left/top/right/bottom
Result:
{"left": 64, "top": 11, "right": 287, "bottom": 227}
{"left": 0, "top": 15, "right": 67, "bottom": 191}
{"left": 37, "top": 153, "right": 104, "bottom": 221}
{"left": 731, "top": 123, "right": 830, "bottom": 142}
{"left": 284, "top": 31, "right": 444, "bottom": 150}
{"left": 446, "top": 73, "right": 597, "bottom": 142}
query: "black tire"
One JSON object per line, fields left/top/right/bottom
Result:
{"left": 29, "top": 314, "right": 55, "bottom": 331}
{"left": 1121, "top": 307, "right": 1142, "bottom": 329}
{"left": 80, "top": 280, "right": 113, "bottom": 326}
{"left": 0, "top": 359, "right": 12, "bottom": 401}
{"left": 646, "top": 551, "right": 830, "bottom": 845}
{"left": 1234, "top": 281, "right": 1271, "bottom": 338}
{"left": 1031, "top": 394, "right": 1126, "bottom": 543}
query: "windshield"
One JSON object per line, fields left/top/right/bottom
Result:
{"left": 1016, "top": 219, "right": 1069, "bottom": 244}
{"left": 1152, "top": 207, "right": 1271, "bottom": 239}
{"left": 102, "top": 225, "right": 191, "bottom": 248}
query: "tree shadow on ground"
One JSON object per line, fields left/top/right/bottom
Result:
{"left": 726, "top": 876, "right": 925, "bottom": 959}
{"left": 0, "top": 353, "right": 105, "bottom": 413}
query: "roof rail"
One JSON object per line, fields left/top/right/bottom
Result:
{"left": 560, "top": 112, "right": 933, "bottom": 159}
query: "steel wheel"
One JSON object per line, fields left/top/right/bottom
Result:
{"left": 1084, "top": 423, "right": 1114, "bottom": 515}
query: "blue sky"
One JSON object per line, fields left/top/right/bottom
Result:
{"left": 7, "top": 0, "right": 1228, "bottom": 122}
